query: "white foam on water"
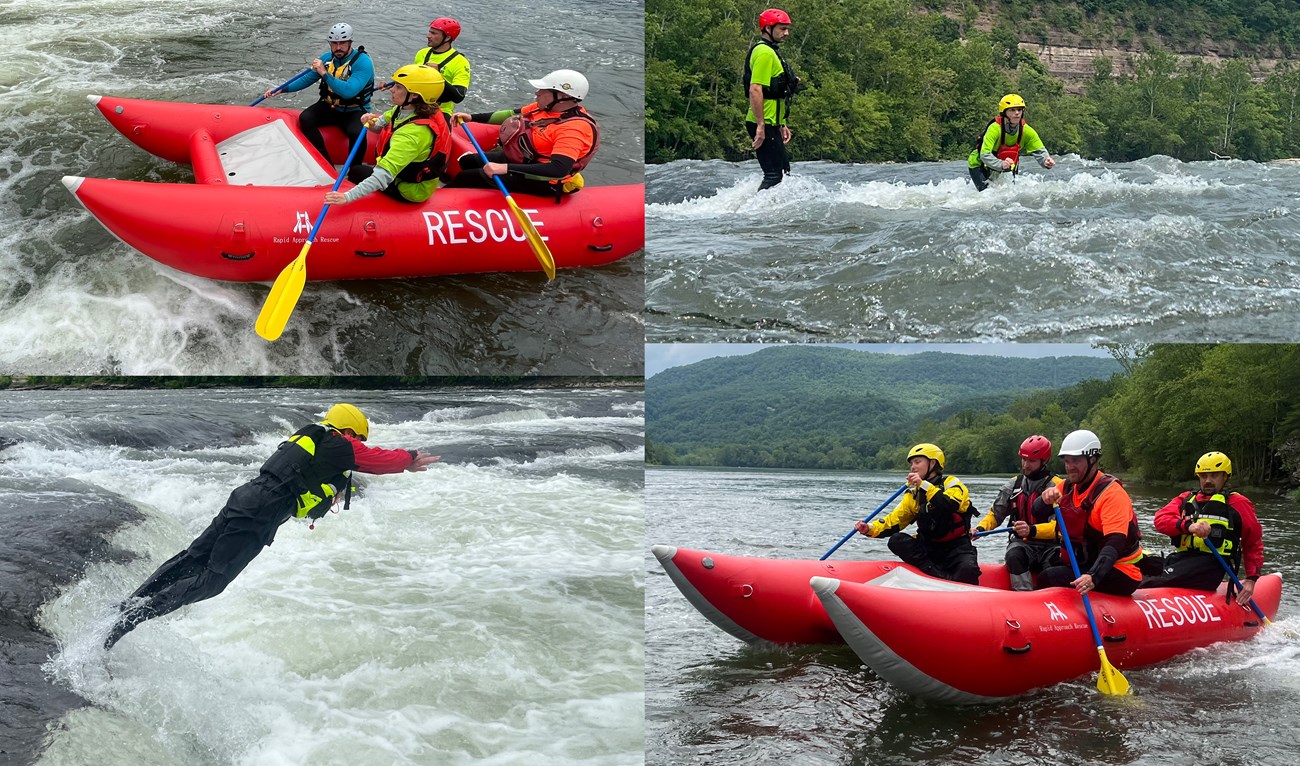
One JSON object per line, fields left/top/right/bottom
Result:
{"left": 648, "top": 156, "right": 1239, "bottom": 221}
{"left": 27, "top": 398, "right": 643, "bottom": 764}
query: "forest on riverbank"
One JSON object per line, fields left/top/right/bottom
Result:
{"left": 647, "top": 0, "right": 1300, "bottom": 164}
{"left": 646, "top": 345, "right": 1300, "bottom": 489}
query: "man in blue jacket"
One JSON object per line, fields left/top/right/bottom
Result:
{"left": 263, "top": 23, "right": 375, "bottom": 170}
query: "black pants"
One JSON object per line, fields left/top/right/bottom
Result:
{"left": 1138, "top": 551, "right": 1228, "bottom": 591}
{"left": 1004, "top": 540, "right": 1062, "bottom": 591}
{"left": 105, "top": 477, "right": 293, "bottom": 649}
{"left": 346, "top": 165, "right": 412, "bottom": 203}
{"left": 299, "top": 101, "right": 366, "bottom": 169}
{"left": 745, "top": 121, "right": 789, "bottom": 190}
{"left": 1037, "top": 562, "right": 1142, "bottom": 597}
{"left": 444, "top": 151, "right": 562, "bottom": 198}
{"left": 887, "top": 533, "right": 980, "bottom": 585}
{"left": 968, "top": 165, "right": 992, "bottom": 191}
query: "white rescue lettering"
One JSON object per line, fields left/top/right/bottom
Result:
{"left": 1136, "top": 594, "right": 1223, "bottom": 629}
{"left": 423, "top": 208, "right": 549, "bottom": 247}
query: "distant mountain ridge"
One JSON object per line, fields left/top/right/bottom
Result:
{"left": 648, "top": 347, "right": 1120, "bottom": 453}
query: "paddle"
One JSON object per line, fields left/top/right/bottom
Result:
{"left": 1203, "top": 542, "right": 1271, "bottom": 626}
{"left": 250, "top": 68, "right": 312, "bottom": 107}
{"left": 973, "top": 526, "right": 1014, "bottom": 539}
{"left": 1052, "top": 505, "right": 1130, "bottom": 696}
{"left": 459, "top": 122, "right": 556, "bottom": 280}
{"left": 254, "top": 132, "right": 368, "bottom": 341}
{"left": 820, "top": 484, "right": 908, "bottom": 561}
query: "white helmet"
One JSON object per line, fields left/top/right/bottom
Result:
{"left": 327, "top": 23, "right": 353, "bottom": 42}
{"left": 527, "top": 69, "right": 588, "bottom": 100}
{"left": 1059, "top": 429, "right": 1102, "bottom": 458}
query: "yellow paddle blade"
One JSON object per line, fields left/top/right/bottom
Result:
{"left": 506, "top": 195, "right": 556, "bottom": 281}
{"left": 255, "top": 242, "right": 311, "bottom": 341}
{"left": 1095, "top": 647, "right": 1131, "bottom": 696}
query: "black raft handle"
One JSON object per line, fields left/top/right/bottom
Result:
{"left": 354, "top": 250, "right": 386, "bottom": 258}
{"left": 587, "top": 244, "right": 613, "bottom": 252}
{"left": 1002, "top": 643, "right": 1031, "bottom": 655}
{"left": 220, "top": 251, "right": 255, "bottom": 261}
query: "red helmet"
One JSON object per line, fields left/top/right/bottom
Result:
{"left": 758, "top": 8, "right": 791, "bottom": 28}
{"left": 429, "top": 17, "right": 461, "bottom": 41}
{"left": 1019, "top": 435, "right": 1052, "bottom": 462}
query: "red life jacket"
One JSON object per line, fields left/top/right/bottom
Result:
{"left": 1009, "top": 472, "right": 1053, "bottom": 525}
{"left": 498, "top": 105, "right": 601, "bottom": 173}
{"left": 376, "top": 111, "right": 452, "bottom": 183}
{"left": 976, "top": 116, "right": 1026, "bottom": 166}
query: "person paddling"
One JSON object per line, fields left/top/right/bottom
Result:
{"left": 1141, "top": 451, "right": 1265, "bottom": 604}
{"left": 971, "top": 435, "right": 1064, "bottom": 591}
{"left": 854, "top": 443, "right": 980, "bottom": 585}
{"left": 104, "top": 404, "right": 438, "bottom": 650}
{"left": 967, "top": 93, "right": 1055, "bottom": 191}
{"left": 324, "top": 65, "right": 452, "bottom": 206}
{"left": 262, "top": 23, "right": 375, "bottom": 171}
{"left": 1032, "top": 430, "right": 1144, "bottom": 597}
{"left": 448, "top": 69, "right": 599, "bottom": 197}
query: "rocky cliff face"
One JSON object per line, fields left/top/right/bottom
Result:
{"left": 1023, "top": 41, "right": 1281, "bottom": 93}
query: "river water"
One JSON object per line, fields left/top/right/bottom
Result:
{"left": 646, "top": 157, "right": 1300, "bottom": 343}
{"left": 0, "top": 0, "right": 644, "bottom": 375}
{"left": 646, "top": 467, "right": 1300, "bottom": 766}
{"left": 0, "top": 386, "right": 644, "bottom": 765}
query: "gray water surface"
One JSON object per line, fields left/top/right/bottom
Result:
{"left": 646, "top": 157, "right": 1300, "bottom": 342}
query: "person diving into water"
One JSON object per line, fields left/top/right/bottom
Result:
{"left": 104, "top": 403, "right": 438, "bottom": 650}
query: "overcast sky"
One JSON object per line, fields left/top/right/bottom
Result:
{"left": 645, "top": 343, "right": 1113, "bottom": 378}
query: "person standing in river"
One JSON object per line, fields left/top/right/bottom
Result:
{"left": 744, "top": 8, "right": 799, "bottom": 191}
{"left": 967, "top": 93, "right": 1056, "bottom": 191}
{"left": 105, "top": 404, "right": 438, "bottom": 650}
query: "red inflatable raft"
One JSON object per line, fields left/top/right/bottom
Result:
{"left": 812, "top": 569, "right": 1283, "bottom": 703}
{"left": 656, "top": 545, "right": 1285, "bottom": 700}
{"left": 65, "top": 94, "right": 643, "bottom": 281}
{"left": 651, "top": 545, "right": 1012, "bottom": 645}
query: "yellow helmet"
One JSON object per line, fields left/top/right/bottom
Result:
{"left": 908, "top": 443, "right": 945, "bottom": 469}
{"left": 392, "top": 64, "right": 445, "bottom": 104}
{"left": 1195, "top": 451, "right": 1232, "bottom": 476}
{"left": 323, "top": 403, "right": 369, "bottom": 441}
{"left": 999, "top": 93, "right": 1026, "bottom": 112}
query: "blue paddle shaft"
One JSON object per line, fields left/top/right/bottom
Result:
{"left": 1205, "top": 541, "right": 1268, "bottom": 622}
{"left": 250, "top": 67, "right": 312, "bottom": 107}
{"left": 305, "top": 133, "right": 369, "bottom": 243}
{"left": 820, "top": 484, "right": 909, "bottom": 561}
{"left": 1053, "top": 506, "right": 1107, "bottom": 649}
{"left": 973, "top": 526, "right": 1014, "bottom": 539}
{"left": 460, "top": 122, "right": 513, "bottom": 198}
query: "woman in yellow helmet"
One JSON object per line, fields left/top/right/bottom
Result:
{"left": 104, "top": 403, "right": 440, "bottom": 650}
{"left": 853, "top": 443, "right": 981, "bottom": 584}
{"left": 967, "top": 93, "right": 1056, "bottom": 191}
{"left": 324, "top": 65, "right": 453, "bottom": 205}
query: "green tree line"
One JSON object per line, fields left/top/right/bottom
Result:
{"left": 648, "top": 0, "right": 1300, "bottom": 164}
{"left": 648, "top": 345, "right": 1300, "bottom": 490}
